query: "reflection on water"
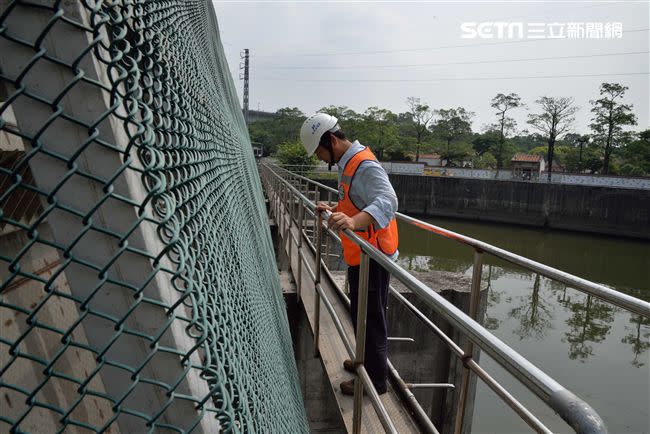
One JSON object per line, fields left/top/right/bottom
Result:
{"left": 508, "top": 274, "right": 553, "bottom": 341}
{"left": 398, "top": 217, "right": 650, "bottom": 298}
{"left": 622, "top": 315, "right": 650, "bottom": 368}
{"left": 483, "top": 265, "right": 501, "bottom": 332}
{"left": 562, "top": 293, "right": 615, "bottom": 362}
{"left": 397, "top": 217, "right": 650, "bottom": 433}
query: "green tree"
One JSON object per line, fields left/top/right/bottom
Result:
{"left": 527, "top": 96, "right": 579, "bottom": 181}
{"left": 434, "top": 142, "right": 474, "bottom": 167}
{"left": 471, "top": 151, "right": 497, "bottom": 169}
{"left": 582, "top": 148, "right": 604, "bottom": 174}
{"left": 471, "top": 130, "right": 501, "bottom": 157}
{"left": 358, "top": 107, "right": 399, "bottom": 160}
{"left": 276, "top": 107, "right": 305, "bottom": 118}
{"left": 405, "top": 97, "right": 434, "bottom": 162}
{"left": 561, "top": 133, "right": 591, "bottom": 173}
{"left": 490, "top": 93, "right": 524, "bottom": 173}
{"left": 509, "top": 130, "right": 547, "bottom": 153}
{"left": 528, "top": 146, "right": 547, "bottom": 158}
{"left": 430, "top": 107, "right": 475, "bottom": 166}
{"left": 248, "top": 107, "right": 305, "bottom": 155}
{"left": 480, "top": 128, "right": 518, "bottom": 169}
{"left": 318, "top": 106, "right": 368, "bottom": 143}
{"left": 559, "top": 134, "right": 604, "bottom": 174}
{"left": 561, "top": 147, "right": 582, "bottom": 173}
{"left": 620, "top": 129, "right": 650, "bottom": 176}
{"left": 589, "top": 82, "right": 637, "bottom": 175}
{"left": 318, "top": 105, "right": 358, "bottom": 121}
{"left": 384, "top": 146, "right": 412, "bottom": 161}
{"left": 274, "top": 142, "right": 317, "bottom": 169}
{"left": 552, "top": 145, "right": 575, "bottom": 168}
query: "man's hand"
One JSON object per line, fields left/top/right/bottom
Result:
{"left": 328, "top": 212, "right": 355, "bottom": 232}
{"left": 315, "top": 202, "right": 333, "bottom": 213}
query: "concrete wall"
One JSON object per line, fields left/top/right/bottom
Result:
{"left": 383, "top": 164, "right": 650, "bottom": 190}
{"left": 389, "top": 175, "right": 650, "bottom": 240}
{"left": 312, "top": 176, "right": 650, "bottom": 240}
{"left": 246, "top": 109, "right": 277, "bottom": 123}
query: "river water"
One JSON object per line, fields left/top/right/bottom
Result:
{"left": 396, "top": 218, "right": 649, "bottom": 434}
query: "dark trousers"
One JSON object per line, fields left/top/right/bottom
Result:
{"left": 347, "top": 258, "right": 390, "bottom": 393}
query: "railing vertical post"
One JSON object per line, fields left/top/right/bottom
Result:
{"left": 270, "top": 175, "right": 274, "bottom": 218}
{"left": 311, "top": 186, "right": 318, "bottom": 245}
{"left": 314, "top": 211, "right": 323, "bottom": 357}
{"left": 280, "top": 182, "right": 288, "bottom": 232}
{"left": 279, "top": 182, "right": 284, "bottom": 232}
{"left": 296, "top": 202, "right": 304, "bottom": 302}
{"left": 286, "top": 182, "right": 293, "bottom": 265}
{"left": 353, "top": 252, "right": 371, "bottom": 434}
{"left": 275, "top": 177, "right": 280, "bottom": 225}
{"left": 325, "top": 191, "right": 332, "bottom": 268}
{"left": 279, "top": 179, "right": 284, "bottom": 228}
{"left": 454, "top": 249, "right": 484, "bottom": 434}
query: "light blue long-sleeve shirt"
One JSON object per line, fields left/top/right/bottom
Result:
{"left": 337, "top": 140, "right": 399, "bottom": 259}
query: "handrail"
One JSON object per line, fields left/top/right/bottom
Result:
{"left": 269, "top": 163, "right": 650, "bottom": 319}
{"left": 343, "top": 229, "right": 605, "bottom": 434}
{"left": 263, "top": 165, "right": 399, "bottom": 433}
{"left": 262, "top": 162, "right": 613, "bottom": 434}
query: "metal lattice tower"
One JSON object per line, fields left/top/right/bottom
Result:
{"left": 240, "top": 49, "right": 250, "bottom": 125}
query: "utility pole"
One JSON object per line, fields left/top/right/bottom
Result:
{"left": 239, "top": 49, "right": 249, "bottom": 125}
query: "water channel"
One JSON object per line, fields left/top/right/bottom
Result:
{"left": 396, "top": 218, "right": 649, "bottom": 433}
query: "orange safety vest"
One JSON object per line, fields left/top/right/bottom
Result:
{"left": 337, "top": 147, "right": 399, "bottom": 266}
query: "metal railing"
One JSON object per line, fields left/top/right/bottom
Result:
{"left": 262, "top": 162, "right": 650, "bottom": 434}
{"left": 270, "top": 163, "right": 650, "bottom": 318}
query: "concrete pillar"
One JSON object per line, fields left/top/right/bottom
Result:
{"left": 1, "top": 224, "right": 117, "bottom": 433}
{"left": 386, "top": 289, "right": 487, "bottom": 434}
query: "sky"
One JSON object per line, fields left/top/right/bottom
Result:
{"left": 213, "top": 1, "right": 649, "bottom": 135}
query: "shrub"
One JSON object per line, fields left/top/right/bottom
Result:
{"left": 274, "top": 142, "right": 318, "bottom": 169}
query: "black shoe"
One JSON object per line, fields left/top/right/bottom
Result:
{"left": 343, "top": 359, "right": 355, "bottom": 374}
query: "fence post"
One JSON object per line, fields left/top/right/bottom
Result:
{"left": 286, "top": 183, "right": 293, "bottom": 266}
{"left": 312, "top": 186, "right": 320, "bottom": 246}
{"left": 325, "top": 191, "right": 332, "bottom": 268}
{"left": 313, "top": 211, "right": 323, "bottom": 357}
{"left": 296, "top": 202, "right": 304, "bottom": 302}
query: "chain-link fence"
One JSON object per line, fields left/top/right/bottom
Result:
{"left": 0, "top": 1, "right": 308, "bottom": 432}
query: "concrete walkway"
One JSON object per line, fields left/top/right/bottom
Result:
{"left": 276, "top": 210, "right": 420, "bottom": 433}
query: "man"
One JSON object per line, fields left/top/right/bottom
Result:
{"left": 299, "top": 112, "right": 399, "bottom": 396}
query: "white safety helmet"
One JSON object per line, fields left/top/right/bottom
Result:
{"left": 300, "top": 113, "right": 340, "bottom": 156}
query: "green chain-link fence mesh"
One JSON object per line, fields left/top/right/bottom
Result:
{"left": 0, "top": 1, "right": 308, "bottom": 432}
